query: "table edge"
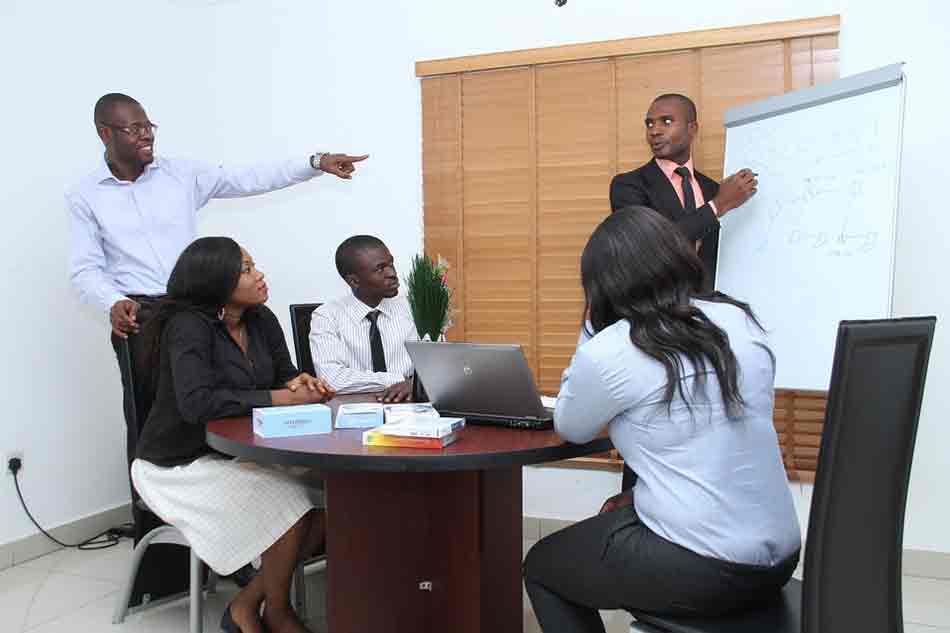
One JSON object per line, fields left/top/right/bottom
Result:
{"left": 206, "top": 426, "right": 613, "bottom": 472}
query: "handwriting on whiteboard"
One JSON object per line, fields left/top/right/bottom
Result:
{"left": 729, "top": 117, "right": 893, "bottom": 258}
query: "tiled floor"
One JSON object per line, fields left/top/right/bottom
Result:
{"left": 0, "top": 541, "right": 327, "bottom": 633}
{"left": 1, "top": 539, "right": 948, "bottom": 633}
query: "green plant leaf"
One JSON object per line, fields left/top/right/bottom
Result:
{"left": 405, "top": 254, "right": 452, "bottom": 341}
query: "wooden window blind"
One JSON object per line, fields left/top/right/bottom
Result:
{"left": 419, "top": 17, "right": 839, "bottom": 480}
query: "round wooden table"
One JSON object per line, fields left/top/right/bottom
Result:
{"left": 206, "top": 395, "right": 611, "bottom": 633}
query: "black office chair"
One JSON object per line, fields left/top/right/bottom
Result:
{"left": 288, "top": 303, "right": 332, "bottom": 606}
{"left": 290, "top": 303, "right": 322, "bottom": 377}
{"left": 629, "top": 316, "right": 936, "bottom": 633}
{"left": 112, "top": 336, "right": 217, "bottom": 633}
{"left": 292, "top": 300, "right": 427, "bottom": 401}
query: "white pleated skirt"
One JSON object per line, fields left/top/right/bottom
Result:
{"left": 131, "top": 454, "right": 323, "bottom": 575}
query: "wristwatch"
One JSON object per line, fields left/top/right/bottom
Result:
{"left": 310, "top": 152, "right": 327, "bottom": 171}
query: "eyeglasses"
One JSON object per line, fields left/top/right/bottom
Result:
{"left": 102, "top": 122, "right": 158, "bottom": 137}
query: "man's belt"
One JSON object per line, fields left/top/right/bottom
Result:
{"left": 126, "top": 294, "right": 165, "bottom": 304}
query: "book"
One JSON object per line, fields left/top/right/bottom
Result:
{"left": 376, "top": 417, "right": 466, "bottom": 439}
{"left": 383, "top": 402, "right": 440, "bottom": 424}
{"left": 253, "top": 404, "right": 332, "bottom": 438}
{"left": 335, "top": 403, "right": 384, "bottom": 429}
{"left": 362, "top": 429, "right": 459, "bottom": 449}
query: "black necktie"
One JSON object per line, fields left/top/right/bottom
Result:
{"left": 674, "top": 166, "right": 696, "bottom": 213}
{"left": 366, "top": 310, "right": 387, "bottom": 373}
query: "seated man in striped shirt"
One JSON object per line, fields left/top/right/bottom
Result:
{"left": 309, "top": 235, "right": 419, "bottom": 402}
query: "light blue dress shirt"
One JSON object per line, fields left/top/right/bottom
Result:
{"left": 67, "top": 156, "right": 321, "bottom": 311}
{"left": 555, "top": 300, "right": 801, "bottom": 566}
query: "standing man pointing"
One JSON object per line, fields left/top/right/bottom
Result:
{"left": 67, "top": 91, "right": 367, "bottom": 513}
{"left": 70, "top": 92, "right": 367, "bottom": 341}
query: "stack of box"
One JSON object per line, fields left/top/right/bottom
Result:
{"left": 362, "top": 403, "right": 466, "bottom": 448}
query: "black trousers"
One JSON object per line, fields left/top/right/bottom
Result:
{"left": 523, "top": 504, "right": 799, "bottom": 633}
{"left": 110, "top": 297, "right": 160, "bottom": 477}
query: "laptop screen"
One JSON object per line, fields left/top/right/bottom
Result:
{"left": 406, "top": 342, "right": 548, "bottom": 420}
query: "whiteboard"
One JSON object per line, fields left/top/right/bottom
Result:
{"left": 716, "top": 64, "right": 905, "bottom": 390}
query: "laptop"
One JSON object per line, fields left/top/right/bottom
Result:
{"left": 405, "top": 341, "right": 554, "bottom": 430}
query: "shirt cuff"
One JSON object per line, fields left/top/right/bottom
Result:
{"left": 708, "top": 199, "right": 719, "bottom": 216}
{"left": 380, "top": 372, "right": 408, "bottom": 387}
{"left": 308, "top": 155, "right": 326, "bottom": 177}
{"left": 106, "top": 292, "right": 131, "bottom": 313}
{"left": 281, "top": 371, "right": 303, "bottom": 386}
{"left": 244, "top": 389, "right": 273, "bottom": 409}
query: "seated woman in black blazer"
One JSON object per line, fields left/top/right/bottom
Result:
{"left": 132, "top": 236, "right": 332, "bottom": 633}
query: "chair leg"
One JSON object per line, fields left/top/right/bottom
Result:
{"left": 112, "top": 526, "right": 176, "bottom": 624}
{"left": 190, "top": 550, "right": 204, "bottom": 633}
{"left": 293, "top": 561, "right": 308, "bottom": 621}
{"left": 206, "top": 569, "right": 218, "bottom": 595}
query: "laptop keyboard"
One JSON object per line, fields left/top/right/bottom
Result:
{"left": 466, "top": 416, "right": 553, "bottom": 430}
{"left": 509, "top": 419, "right": 553, "bottom": 430}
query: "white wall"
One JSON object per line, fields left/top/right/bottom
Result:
{"left": 3, "top": 0, "right": 948, "bottom": 553}
{"left": 0, "top": 0, "right": 425, "bottom": 545}
{"left": 838, "top": 1, "right": 950, "bottom": 553}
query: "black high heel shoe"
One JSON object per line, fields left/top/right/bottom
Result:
{"left": 222, "top": 603, "right": 270, "bottom": 633}
{"left": 228, "top": 562, "right": 258, "bottom": 588}
{"left": 220, "top": 604, "right": 241, "bottom": 633}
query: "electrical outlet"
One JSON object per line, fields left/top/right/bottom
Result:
{"left": 6, "top": 451, "right": 23, "bottom": 476}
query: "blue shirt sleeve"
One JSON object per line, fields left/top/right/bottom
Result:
{"left": 554, "top": 330, "right": 628, "bottom": 444}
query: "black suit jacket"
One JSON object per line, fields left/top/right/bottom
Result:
{"left": 609, "top": 159, "right": 720, "bottom": 288}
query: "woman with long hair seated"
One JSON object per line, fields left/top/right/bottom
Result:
{"left": 132, "top": 236, "right": 333, "bottom": 633}
{"left": 523, "top": 208, "right": 801, "bottom": 632}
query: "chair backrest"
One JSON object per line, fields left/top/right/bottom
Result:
{"left": 289, "top": 303, "right": 322, "bottom": 376}
{"left": 802, "top": 317, "right": 936, "bottom": 633}
{"left": 117, "top": 332, "right": 209, "bottom": 604}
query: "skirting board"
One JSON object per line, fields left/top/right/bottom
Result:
{"left": 3, "top": 507, "right": 946, "bottom": 581}
{"left": 524, "top": 516, "right": 950, "bottom": 581}
{"left": 0, "top": 503, "right": 132, "bottom": 571}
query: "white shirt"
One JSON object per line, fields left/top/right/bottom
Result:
{"left": 555, "top": 300, "right": 801, "bottom": 566}
{"left": 67, "top": 155, "right": 321, "bottom": 311}
{"left": 309, "top": 293, "right": 419, "bottom": 394}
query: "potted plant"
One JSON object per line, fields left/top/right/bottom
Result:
{"left": 405, "top": 254, "right": 452, "bottom": 342}
{"left": 405, "top": 254, "right": 452, "bottom": 402}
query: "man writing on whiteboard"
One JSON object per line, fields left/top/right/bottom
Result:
{"left": 609, "top": 93, "right": 757, "bottom": 289}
